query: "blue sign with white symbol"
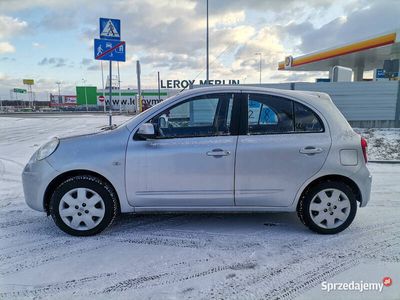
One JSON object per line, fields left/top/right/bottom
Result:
{"left": 94, "top": 39, "right": 126, "bottom": 62}
{"left": 99, "top": 18, "right": 121, "bottom": 40}
{"left": 376, "top": 69, "right": 385, "bottom": 78}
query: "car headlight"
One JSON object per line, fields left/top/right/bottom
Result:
{"left": 36, "top": 138, "right": 59, "bottom": 161}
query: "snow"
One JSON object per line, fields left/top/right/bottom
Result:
{"left": 355, "top": 128, "right": 400, "bottom": 160}
{"left": 0, "top": 115, "right": 399, "bottom": 299}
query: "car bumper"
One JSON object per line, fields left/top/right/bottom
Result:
{"left": 357, "top": 165, "right": 372, "bottom": 207}
{"left": 22, "top": 157, "right": 59, "bottom": 212}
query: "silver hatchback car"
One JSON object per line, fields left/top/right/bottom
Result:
{"left": 22, "top": 86, "right": 372, "bottom": 236}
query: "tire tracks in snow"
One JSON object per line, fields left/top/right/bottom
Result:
{"left": 266, "top": 233, "right": 400, "bottom": 300}
{"left": 8, "top": 220, "right": 397, "bottom": 299}
{"left": 98, "top": 261, "right": 258, "bottom": 296}
{"left": 199, "top": 224, "right": 400, "bottom": 299}
{"left": 0, "top": 272, "right": 116, "bottom": 299}
{"left": 0, "top": 159, "right": 5, "bottom": 179}
{"left": 0, "top": 214, "right": 191, "bottom": 276}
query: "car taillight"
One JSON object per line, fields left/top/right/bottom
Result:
{"left": 361, "top": 137, "right": 368, "bottom": 163}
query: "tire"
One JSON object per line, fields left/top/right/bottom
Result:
{"left": 49, "top": 175, "right": 118, "bottom": 236}
{"left": 297, "top": 181, "right": 357, "bottom": 234}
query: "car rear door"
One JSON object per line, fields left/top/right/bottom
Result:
{"left": 235, "top": 92, "right": 331, "bottom": 207}
{"left": 126, "top": 92, "right": 239, "bottom": 207}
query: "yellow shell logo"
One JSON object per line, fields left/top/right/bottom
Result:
{"left": 285, "top": 56, "right": 293, "bottom": 68}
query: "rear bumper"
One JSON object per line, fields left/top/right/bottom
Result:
{"left": 356, "top": 165, "right": 372, "bottom": 207}
{"left": 22, "top": 157, "right": 59, "bottom": 212}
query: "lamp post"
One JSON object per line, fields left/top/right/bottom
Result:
{"left": 117, "top": 62, "right": 122, "bottom": 113}
{"left": 101, "top": 61, "right": 106, "bottom": 113}
{"left": 206, "top": 0, "right": 209, "bottom": 84}
{"left": 255, "top": 52, "right": 262, "bottom": 84}
{"left": 82, "top": 79, "right": 88, "bottom": 111}
{"left": 56, "top": 81, "right": 62, "bottom": 104}
{"left": 157, "top": 71, "right": 161, "bottom": 101}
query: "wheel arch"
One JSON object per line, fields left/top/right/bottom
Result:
{"left": 296, "top": 174, "right": 362, "bottom": 210}
{"left": 43, "top": 169, "right": 120, "bottom": 215}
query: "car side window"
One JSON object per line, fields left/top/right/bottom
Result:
{"left": 148, "top": 93, "right": 234, "bottom": 139}
{"left": 247, "top": 94, "right": 294, "bottom": 135}
{"left": 294, "top": 102, "right": 324, "bottom": 132}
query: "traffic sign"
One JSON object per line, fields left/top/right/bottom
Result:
{"left": 94, "top": 39, "right": 126, "bottom": 62}
{"left": 376, "top": 69, "right": 385, "bottom": 79}
{"left": 96, "top": 17, "right": 125, "bottom": 126}
{"left": 98, "top": 95, "right": 105, "bottom": 102}
{"left": 100, "top": 18, "right": 121, "bottom": 40}
{"left": 13, "top": 88, "right": 27, "bottom": 93}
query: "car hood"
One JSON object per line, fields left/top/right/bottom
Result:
{"left": 56, "top": 124, "right": 120, "bottom": 141}
{"left": 46, "top": 124, "right": 131, "bottom": 172}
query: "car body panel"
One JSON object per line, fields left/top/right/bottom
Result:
{"left": 235, "top": 132, "right": 331, "bottom": 207}
{"left": 126, "top": 135, "right": 237, "bottom": 207}
{"left": 44, "top": 125, "right": 135, "bottom": 213}
{"left": 22, "top": 156, "right": 60, "bottom": 212}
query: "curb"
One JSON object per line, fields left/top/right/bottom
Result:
{"left": 368, "top": 160, "right": 400, "bottom": 164}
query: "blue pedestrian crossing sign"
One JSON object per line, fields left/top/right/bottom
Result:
{"left": 99, "top": 18, "right": 121, "bottom": 40}
{"left": 94, "top": 39, "right": 126, "bottom": 62}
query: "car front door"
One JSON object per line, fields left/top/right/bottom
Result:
{"left": 126, "top": 93, "right": 239, "bottom": 207}
{"left": 235, "top": 93, "right": 332, "bottom": 207}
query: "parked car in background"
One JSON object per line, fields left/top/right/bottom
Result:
{"left": 22, "top": 86, "right": 372, "bottom": 236}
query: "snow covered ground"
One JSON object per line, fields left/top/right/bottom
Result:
{"left": 355, "top": 128, "right": 400, "bottom": 161}
{"left": 0, "top": 115, "right": 399, "bottom": 300}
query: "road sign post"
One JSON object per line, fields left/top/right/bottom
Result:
{"left": 101, "top": 61, "right": 106, "bottom": 112}
{"left": 23, "top": 79, "right": 34, "bottom": 109}
{"left": 94, "top": 18, "right": 125, "bottom": 127}
{"left": 109, "top": 61, "right": 112, "bottom": 126}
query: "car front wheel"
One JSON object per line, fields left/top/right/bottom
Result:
{"left": 50, "top": 175, "right": 118, "bottom": 236}
{"left": 297, "top": 181, "right": 357, "bottom": 234}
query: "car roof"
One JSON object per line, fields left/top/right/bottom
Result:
{"left": 180, "top": 85, "right": 332, "bottom": 103}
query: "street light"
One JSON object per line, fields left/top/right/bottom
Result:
{"left": 206, "top": 0, "right": 209, "bottom": 84}
{"left": 255, "top": 52, "right": 262, "bottom": 84}
{"left": 56, "top": 81, "right": 62, "bottom": 104}
{"left": 82, "top": 78, "right": 88, "bottom": 112}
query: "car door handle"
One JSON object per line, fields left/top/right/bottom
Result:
{"left": 206, "top": 149, "right": 231, "bottom": 157}
{"left": 299, "top": 146, "right": 324, "bottom": 155}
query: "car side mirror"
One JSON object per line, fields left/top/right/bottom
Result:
{"left": 136, "top": 123, "right": 156, "bottom": 140}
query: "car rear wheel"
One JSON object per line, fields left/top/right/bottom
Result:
{"left": 50, "top": 175, "right": 118, "bottom": 236}
{"left": 297, "top": 181, "right": 357, "bottom": 234}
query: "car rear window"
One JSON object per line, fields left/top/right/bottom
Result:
{"left": 247, "top": 94, "right": 294, "bottom": 135}
{"left": 294, "top": 102, "right": 324, "bottom": 132}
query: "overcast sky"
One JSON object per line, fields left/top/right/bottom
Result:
{"left": 0, "top": 0, "right": 399, "bottom": 99}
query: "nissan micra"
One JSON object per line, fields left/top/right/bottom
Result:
{"left": 22, "top": 86, "right": 372, "bottom": 236}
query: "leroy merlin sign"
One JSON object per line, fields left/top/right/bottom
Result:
{"left": 160, "top": 79, "right": 240, "bottom": 89}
